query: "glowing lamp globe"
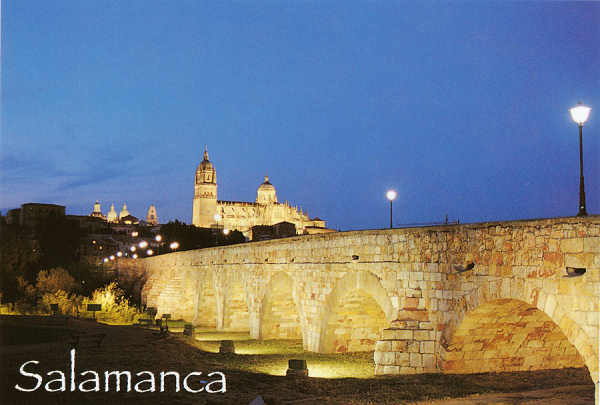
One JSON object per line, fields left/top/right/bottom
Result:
{"left": 214, "top": 214, "right": 221, "bottom": 221}
{"left": 155, "top": 235, "right": 162, "bottom": 242}
{"left": 386, "top": 190, "right": 397, "bottom": 201}
{"left": 570, "top": 102, "right": 591, "bottom": 126}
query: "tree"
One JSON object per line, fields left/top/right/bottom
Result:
{"left": 35, "top": 267, "right": 77, "bottom": 295}
{"left": 36, "top": 217, "right": 81, "bottom": 269}
{"left": 159, "top": 220, "right": 246, "bottom": 252}
{"left": 159, "top": 220, "right": 214, "bottom": 251}
{"left": 0, "top": 224, "right": 40, "bottom": 302}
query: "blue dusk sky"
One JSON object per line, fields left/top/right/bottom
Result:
{"left": 1, "top": 1, "right": 598, "bottom": 230}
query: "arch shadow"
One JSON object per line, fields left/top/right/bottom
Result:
{"left": 223, "top": 271, "right": 250, "bottom": 331}
{"left": 259, "top": 272, "right": 303, "bottom": 340}
{"left": 319, "top": 271, "right": 395, "bottom": 353}
{"left": 192, "top": 271, "right": 218, "bottom": 328}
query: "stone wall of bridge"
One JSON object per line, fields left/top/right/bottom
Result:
{"left": 139, "top": 216, "right": 599, "bottom": 397}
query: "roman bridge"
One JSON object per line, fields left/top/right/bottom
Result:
{"left": 140, "top": 216, "right": 600, "bottom": 401}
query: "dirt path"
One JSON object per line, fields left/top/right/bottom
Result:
{"left": 408, "top": 385, "right": 594, "bottom": 404}
{"left": 0, "top": 317, "right": 595, "bottom": 405}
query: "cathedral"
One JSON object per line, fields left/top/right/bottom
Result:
{"left": 192, "top": 147, "right": 329, "bottom": 238}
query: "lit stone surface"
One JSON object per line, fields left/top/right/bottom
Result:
{"left": 136, "top": 216, "right": 600, "bottom": 392}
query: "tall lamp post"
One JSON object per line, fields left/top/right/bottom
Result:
{"left": 386, "top": 190, "right": 397, "bottom": 229}
{"left": 569, "top": 102, "right": 591, "bottom": 217}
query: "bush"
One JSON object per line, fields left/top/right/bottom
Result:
{"left": 38, "top": 290, "right": 82, "bottom": 316}
{"left": 15, "top": 276, "right": 38, "bottom": 312}
{"left": 36, "top": 267, "right": 77, "bottom": 295}
{"left": 81, "top": 282, "right": 141, "bottom": 324}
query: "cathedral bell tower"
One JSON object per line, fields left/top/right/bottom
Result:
{"left": 192, "top": 146, "right": 217, "bottom": 227}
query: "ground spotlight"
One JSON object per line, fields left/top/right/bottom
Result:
{"left": 219, "top": 340, "right": 235, "bottom": 354}
{"left": 286, "top": 359, "right": 308, "bottom": 377}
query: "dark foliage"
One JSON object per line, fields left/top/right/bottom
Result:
{"left": 0, "top": 225, "right": 40, "bottom": 302}
{"left": 36, "top": 217, "right": 81, "bottom": 270}
{"left": 159, "top": 220, "right": 245, "bottom": 252}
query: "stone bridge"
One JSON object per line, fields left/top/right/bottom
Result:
{"left": 140, "top": 216, "right": 600, "bottom": 402}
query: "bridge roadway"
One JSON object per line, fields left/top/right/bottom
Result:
{"left": 139, "top": 216, "right": 600, "bottom": 403}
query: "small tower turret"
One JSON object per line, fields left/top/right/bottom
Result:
{"left": 147, "top": 205, "right": 159, "bottom": 225}
{"left": 192, "top": 145, "right": 218, "bottom": 227}
{"left": 90, "top": 200, "right": 106, "bottom": 220}
{"left": 256, "top": 176, "right": 278, "bottom": 204}
{"left": 119, "top": 203, "right": 130, "bottom": 220}
{"left": 107, "top": 204, "right": 118, "bottom": 223}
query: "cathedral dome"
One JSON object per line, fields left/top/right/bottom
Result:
{"left": 197, "top": 146, "right": 213, "bottom": 171}
{"left": 195, "top": 145, "right": 217, "bottom": 186}
{"left": 119, "top": 203, "right": 131, "bottom": 220}
{"left": 256, "top": 176, "right": 277, "bottom": 204}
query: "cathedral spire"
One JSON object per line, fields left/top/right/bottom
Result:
{"left": 203, "top": 145, "right": 209, "bottom": 161}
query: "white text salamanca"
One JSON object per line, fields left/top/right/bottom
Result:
{"left": 15, "top": 349, "right": 226, "bottom": 394}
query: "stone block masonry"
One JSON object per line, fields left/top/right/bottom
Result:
{"left": 135, "top": 216, "right": 600, "bottom": 404}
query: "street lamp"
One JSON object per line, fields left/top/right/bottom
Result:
{"left": 569, "top": 101, "right": 592, "bottom": 217}
{"left": 386, "top": 190, "right": 397, "bottom": 229}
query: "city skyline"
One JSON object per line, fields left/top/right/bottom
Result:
{"left": 1, "top": 1, "right": 599, "bottom": 230}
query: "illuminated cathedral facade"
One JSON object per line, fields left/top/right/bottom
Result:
{"left": 192, "top": 147, "right": 328, "bottom": 238}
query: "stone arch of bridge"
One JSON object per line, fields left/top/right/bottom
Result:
{"left": 318, "top": 271, "right": 395, "bottom": 353}
{"left": 223, "top": 271, "right": 250, "bottom": 331}
{"left": 441, "top": 281, "right": 597, "bottom": 384}
{"left": 192, "top": 271, "right": 218, "bottom": 328}
{"left": 258, "top": 271, "right": 303, "bottom": 340}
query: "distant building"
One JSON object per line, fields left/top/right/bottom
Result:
{"left": 6, "top": 208, "right": 21, "bottom": 225}
{"left": 107, "top": 204, "right": 118, "bottom": 223}
{"left": 251, "top": 221, "right": 297, "bottom": 241}
{"left": 6, "top": 203, "right": 66, "bottom": 228}
{"left": 90, "top": 201, "right": 157, "bottom": 226}
{"left": 147, "top": 205, "right": 158, "bottom": 225}
{"left": 90, "top": 200, "right": 106, "bottom": 221}
{"left": 66, "top": 215, "right": 109, "bottom": 233}
{"left": 192, "top": 146, "right": 332, "bottom": 238}
{"left": 119, "top": 203, "right": 130, "bottom": 220}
